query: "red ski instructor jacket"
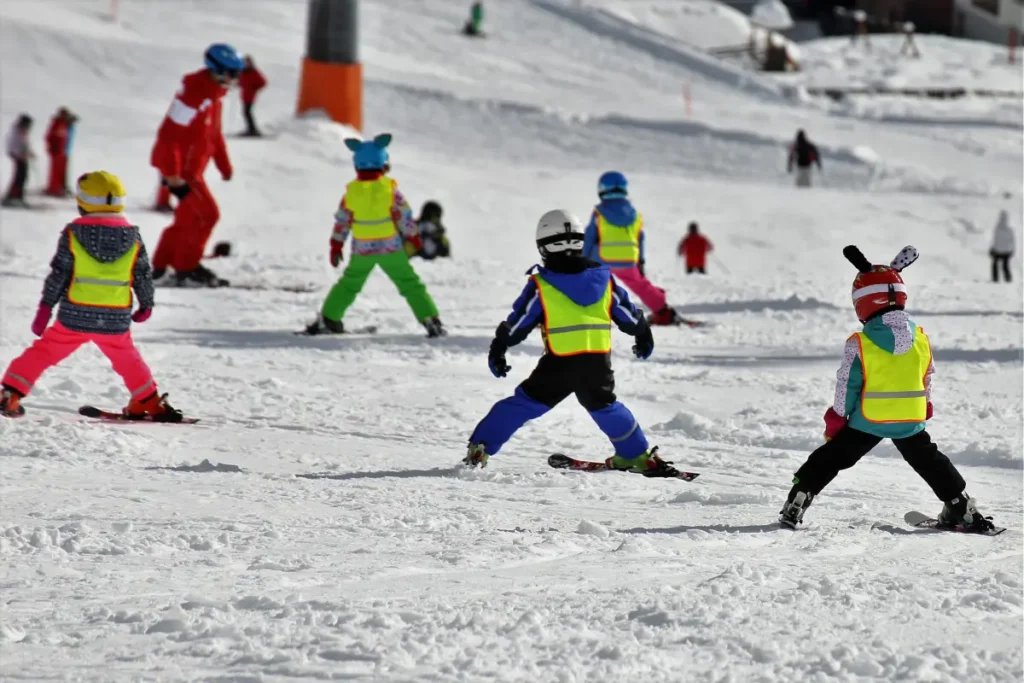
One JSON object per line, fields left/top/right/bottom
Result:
{"left": 150, "top": 69, "right": 232, "bottom": 182}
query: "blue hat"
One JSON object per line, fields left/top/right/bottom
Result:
{"left": 345, "top": 133, "right": 392, "bottom": 170}
{"left": 204, "top": 43, "right": 245, "bottom": 75}
{"left": 598, "top": 171, "right": 628, "bottom": 199}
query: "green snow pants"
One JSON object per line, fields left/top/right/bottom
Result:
{"left": 321, "top": 250, "right": 439, "bottom": 323}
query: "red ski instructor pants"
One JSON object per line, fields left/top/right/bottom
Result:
{"left": 152, "top": 175, "right": 220, "bottom": 273}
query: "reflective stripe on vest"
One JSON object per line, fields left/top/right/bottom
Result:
{"left": 533, "top": 274, "right": 613, "bottom": 356}
{"left": 856, "top": 329, "right": 931, "bottom": 423}
{"left": 596, "top": 212, "right": 642, "bottom": 264}
{"left": 345, "top": 177, "right": 397, "bottom": 241}
{"left": 66, "top": 231, "right": 139, "bottom": 309}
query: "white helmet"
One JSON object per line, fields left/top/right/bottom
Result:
{"left": 536, "top": 209, "right": 584, "bottom": 257}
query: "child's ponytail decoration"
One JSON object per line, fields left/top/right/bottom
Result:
{"left": 890, "top": 245, "right": 919, "bottom": 272}
{"left": 843, "top": 245, "right": 873, "bottom": 273}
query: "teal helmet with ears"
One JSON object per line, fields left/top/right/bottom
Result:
{"left": 345, "top": 133, "right": 392, "bottom": 170}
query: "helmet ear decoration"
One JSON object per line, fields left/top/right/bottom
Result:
{"left": 344, "top": 138, "right": 362, "bottom": 152}
{"left": 843, "top": 245, "right": 873, "bottom": 273}
{"left": 890, "top": 245, "right": 919, "bottom": 272}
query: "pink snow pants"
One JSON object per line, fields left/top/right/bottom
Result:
{"left": 613, "top": 266, "right": 667, "bottom": 313}
{"left": 2, "top": 322, "right": 156, "bottom": 399}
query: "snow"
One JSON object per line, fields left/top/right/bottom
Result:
{"left": 1, "top": 0, "right": 1022, "bottom": 681}
{"left": 751, "top": 0, "right": 794, "bottom": 32}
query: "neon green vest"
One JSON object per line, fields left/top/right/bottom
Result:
{"left": 345, "top": 177, "right": 397, "bottom": 241}
{"left": 67, "top": 231, "right": 138, "bottom": 309}
{"left": 533, "top": 274, "right": 613, "bottom": 356}
{"left": 856, "top": 329, "right": 931, "bottom": 423}
{"left": 596, "top": 212, "right": 642, "bottom": 264}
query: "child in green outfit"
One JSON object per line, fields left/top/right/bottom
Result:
{"left": 306, "top": 134, "right": 447, "bottom": 338}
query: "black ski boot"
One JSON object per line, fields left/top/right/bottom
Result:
{"left": 191, "top": 264, "right": 230, "bottom": 288}
{"left": 938, "top": 493, "right": 996, "bottom": 532}
{"left": 305, "top": 316, "right": 346, "bottom": 336}
{"left": 0, "top": 386, "right": 25, "bottom": 418}
{"left": 779, "top": 489, "right": 814, "bottom": 529}
{"left": 424, "top": 317, "right": 448, "bottom": 338}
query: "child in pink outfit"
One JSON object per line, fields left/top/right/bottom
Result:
{"left": 0, "top": 170, "right": 182, "bottom": 422}
{"left": 582, "top": 171, "right": 681, "bottom": 326}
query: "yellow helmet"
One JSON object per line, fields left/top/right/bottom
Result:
{"left": 76, "top": 171, "right": 127, "bottom": 214}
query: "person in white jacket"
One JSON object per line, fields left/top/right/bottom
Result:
{"left": 990, "top": 210, "right": 1015, "bottom": 283}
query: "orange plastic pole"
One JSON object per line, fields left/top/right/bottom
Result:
{"left": 297, "top": 58, "right": 363, "bottom": 131}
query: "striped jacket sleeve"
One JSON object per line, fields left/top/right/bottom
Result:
{"left": 391, "top": 187, "right": 418, "bottom": 240}
{"left": 503, "top": 279, "right": 544, "bottom": 347}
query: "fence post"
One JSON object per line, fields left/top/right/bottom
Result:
{"left": 1010, "top": 29, "right": 1017, "bottom": 64}
{"left": 683, "top": 83, "right": 692, "bottom": 117}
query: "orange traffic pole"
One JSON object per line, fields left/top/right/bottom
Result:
{"left": 297, "top": 0, "right": 362, "bottom": 131}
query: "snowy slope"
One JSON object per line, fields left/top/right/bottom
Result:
{"left": 1, "top": 0, "right": 1022, "bottom": 681}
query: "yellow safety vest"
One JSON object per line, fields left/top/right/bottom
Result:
{"left": 533, "top": 274, "right": 613, "bottom": 356}
{"left": 66, "top": 231, "right": 139, "bottom": 309}
{"left": 596, "top": 212, "right": 642, "bottom": 264}
{"left": 855, "top": 329, "right": 931, "bottom": 423}
{"left": 345, "top": 178, "right": 398, "bottom": 241}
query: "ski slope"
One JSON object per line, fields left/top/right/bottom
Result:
{"left": 1, "top": 0, "right": 1022, "bottom": 681}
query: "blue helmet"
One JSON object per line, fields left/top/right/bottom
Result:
{"left": 345, "top": 133, "right": 392, "bottom": 171}
{"left": 204, "top": 43, "right": 245, "bottom": 76}
{"left": 598, "top": 171, "right": 628, "bottom": 199}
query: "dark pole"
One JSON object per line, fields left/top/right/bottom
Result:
{"left": 297, "top": 0, "right": 362, "bottom": 130}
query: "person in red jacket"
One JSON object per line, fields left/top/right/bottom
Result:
{"left": 149, "top": 43, "right": 244, "bottom": 287}
{"left": 44, "top": 108, "right": 77, "bottom": 197}
{"left": 238, "top": 55, "right": 268, "bottom": 137}
{"left": 678, "top": 222, "right": 713, "bottom": 274}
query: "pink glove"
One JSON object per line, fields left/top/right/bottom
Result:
{"left": 132, "top": 308, "right": 152, "bottom": 324}
{"left": 30, "top": 305, "right": 52, "bottom": 337}
{"left": 926, "top": 402, "right": 933, "bottom": 420}
{"left": 329, "top": 240, "right": 344, "bottom": 267}
{"left": 823, "top": 407, "right": 847, "bottom": 441}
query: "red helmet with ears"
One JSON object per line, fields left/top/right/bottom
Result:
{"left": 844, "top": 245, "right": 919, "bottom": 322}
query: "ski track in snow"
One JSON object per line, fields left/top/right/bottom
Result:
{"left": 0, "top": 0, "right": 1022, "bottom": 681}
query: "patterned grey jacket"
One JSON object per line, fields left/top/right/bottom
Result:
{"left": 41, "top": 213, "right": 154, "bottom": 334}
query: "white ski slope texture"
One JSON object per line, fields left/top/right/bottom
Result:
{"left": 0, "top": 1, "right": 1022, "bottom": 681}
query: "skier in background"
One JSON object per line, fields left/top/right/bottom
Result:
{"left": 2, "top": 114, "right": 35, "bottom": 208}
{"left": 0, "top": 171, "right": 183, "bottom": 422}
{"left": 990, "top": 209, "right": 1015, "bottom": 283}
{"left": 238, "top": 55, "right": 268, "bottom": 137}
{"left": 463, "top": 2, "right": 484, "bottom": 37}
{"left": 304, "top": 133, "right": 447, "bottom": 338}
{"left": 463, "top": 209, "right": 684, "bottom": 477}
{"left": 44, "top": 107, "right": 77, "bottom": 197}
{"left": 787, "top": 129, "right": 821, "bottom": 188}
{"left": 583, "top": 171, "right": 682, "bottom": 325}
{"left": 778, "top": 244, "right": 996, "bottom": 533}
{"left": 407, "top": 200, "right": 451, "bottom": 260}
{"left": 677, "top": 222, "right": 713, "bottom": 274}
{"left": 149, "top": 43, "right": 244, "bottom": 287}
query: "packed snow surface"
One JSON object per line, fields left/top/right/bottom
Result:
{"left": 1, "top": 0, "right": 1021, "bottom": 681}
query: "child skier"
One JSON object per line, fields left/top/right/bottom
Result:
{"left": 305, "top": 134, "right": 446, "bottom": 337}
{"left": 463, "top": 209, "right": 679, "bottom": 476}
{"left": 778, "top": 245, "right": 995, "bottom": 532}
{"left": 0, "top": 171, "right": 183, "bottom": 422}
{"left": 583, "top": 171, "right": 681, "bottom": 326}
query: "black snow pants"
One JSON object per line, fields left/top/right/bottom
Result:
{"left": 789, "top": 427, "right": 966, "bottom": 503}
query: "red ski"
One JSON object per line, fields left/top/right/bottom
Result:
{"left": 547, "top": 453, "right": 699, "bottom": 481}
{"left": 78, "top": 406, "right": 200, "bottom": 424}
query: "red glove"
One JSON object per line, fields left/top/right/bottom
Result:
{"left": 405, "top": 234, "right": 423, "bottom": 253}
{"left": 823, "top": 407, "right": 847, "bottom": 441}
{"left": 926, "top": 402, "right": 933, "bottom": 420}
{"left": 132, "top": 308, "right": 152, "bottom": 324}
{"left": 30, "top": 305, "right": 52, "bottom": 337}
{"left": 329, "top": 240, "right": 344, "bottom": 267}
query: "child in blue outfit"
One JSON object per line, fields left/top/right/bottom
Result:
{"left": 779, "top": 245, "right": 996, "bottom": 532}
{"left": 463, "top": 209, "right": 680, "bottom": 474}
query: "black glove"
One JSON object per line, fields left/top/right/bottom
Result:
{"left": 488, "top": 322, "right": 512, "bottom": 378}
{"left": 167, "top": 182, "right": 192, "bottom": 200}
{"left": 632, "top": 320, "right": 654, "bottom": 360}
{"left": 638, "top": 259, "right": 646, "bottom": 277}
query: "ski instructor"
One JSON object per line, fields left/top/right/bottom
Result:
{"left": 149, "top": 43, "right": 244, "bottom": 287}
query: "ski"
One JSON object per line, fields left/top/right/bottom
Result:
{"left": 78, "top": 406, "right": 200, "bottom": 424}
{"left": 230, "top": 283, "right": 319, "bottom": 294}
{"left": 904, "top": 511, "right": 1006, "bottom": 536}
{"left": 294, "top": 325, "right": 379, "bottom": 336}
{"left": 547, "top": 453, "right": 699, "bottom": 481}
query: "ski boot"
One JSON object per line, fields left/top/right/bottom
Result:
{"left": 0, "top": 386, "right": 25, "bottom": 418}
{"left": 648, "top": 306, "right": 681, "bottom": 326}
{"left": 605, "top": 446, "right": 676, "bottom": 477}
{"left": 779, "top": 490, "right": 814, "bottom": 529}
{"left": 190, "top": 264, "right": 230, "bottom": 288}
{"left": 424, "top": 317, "right": 448, "bottom": 338}
{"left": 463, "top": 443, "right": 489, "bottom": 468}
{"left": 304, "top": 316, "right": 346, "bottom": 336}
{"left": 937, "top": 494, "right": 996, "bottom": 532}
{"left": 124, "top": 391, "right": 184, "bottom": 423}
